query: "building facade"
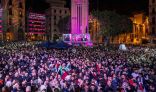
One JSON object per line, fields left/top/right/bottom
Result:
{"left": 111, "top": 13, "right": 149, "bottom": 44}
{"left": 0, "top": 8, "right": 3, "bottom": 40}
{"left": 1, "top": 0, "right": 25, "bottom": 41}
{"left": 26, "top": 12, "right": 46, "bottom": 41}
{"left": 149, "top": 0, "right": 156, "bottom": 43}
{"left": 89, "top": 13, "right": 150, "bottom": 44}
{"left": 89, "top": 15, "right": 101, "bottom": 43}
{"left": 46, "top": 0, "right": 70, "bottom": 41}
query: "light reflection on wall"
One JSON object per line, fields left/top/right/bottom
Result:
{"left": 71, "top": 0, "right": 89, "bottom": 34}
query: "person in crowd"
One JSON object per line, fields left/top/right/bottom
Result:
{"left": 0, "top": 42, "right": 156, "bottom": 92}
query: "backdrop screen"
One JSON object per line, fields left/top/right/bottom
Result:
{"left": 63, "top": 34, "right": 90, "bottom": 42}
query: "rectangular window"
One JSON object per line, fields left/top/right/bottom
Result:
{"left": 152, "top": 27, "right": 155, "bottom": 34}
{"left": 54, "top": 16, "right": 56, "bottom": 20}
{"left": 9, "top": 18, "right": 12, "bottom": 25}
{"left": 54, "top": 9, "right": 56, "bottom": 13}
{"left": 152, "top": 8, "right": 155, "bottom": 14}
{"left": 152, "top": 17, "right": 155, "bottom": 24}
{"left": 152, "top": 0, "right": 155, "bottom": 3}
{"left": 54, "top": 21, "right": 57, "bottom": 25}
{"left": 19, "top": 2, "right": 22, "bottom": 8}
{"left": 9, "top": 9, "right": 12, "bottom": 15}
{"left": 19, "top": 11, "right": 22, "bottom": 17}
{"left": 60, "top": 10, "right": 62, "bottom": 14}
{"left": 9, "top": 0, "right": 12, "bottom": 5}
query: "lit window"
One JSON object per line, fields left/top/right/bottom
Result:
{"left": 19, "top": 11, "right": 22, "bottom": 17}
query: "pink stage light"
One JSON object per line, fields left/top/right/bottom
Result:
{"left": 69, "top": 0, "right": 92, "bottom": 46}
{"left": 71, "top": 0, "right": 89, "bottom": 34}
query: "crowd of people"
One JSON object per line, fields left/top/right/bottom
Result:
{"left": 0, "top": 42, "right": 156, "bottom": 92}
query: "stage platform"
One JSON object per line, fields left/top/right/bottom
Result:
{"left": 63, "top": 34, "right": 93, "bottom": 46}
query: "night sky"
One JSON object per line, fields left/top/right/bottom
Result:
{"left": 26, "top": 0, "right": 148, "bottom": 15}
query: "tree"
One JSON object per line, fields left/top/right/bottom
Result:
{"left": 91, "top": 10, "right": 133, "bottom": 43}
{"left": 57, "top": 15, "right": 71, "bottom": 34}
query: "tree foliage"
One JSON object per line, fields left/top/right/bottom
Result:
{"left": 92, "top": 10, "right": 133, "bottom": 37}
{"left": 57, "top": 15, "right": 71, "bottom": 34}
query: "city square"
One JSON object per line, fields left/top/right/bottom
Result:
{"left": 0, "top": 0, "right": 156, "bottom": 92}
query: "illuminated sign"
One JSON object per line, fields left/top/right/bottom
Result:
{"left": 0, "top": 8, "right": 3, "bottom": 33}
{"left": 28, "top": 12, "right": 46, "bottom": 34}
{"left": 63, "top": 34, "right": 91, "bottom": 42}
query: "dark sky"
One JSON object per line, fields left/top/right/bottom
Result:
{"left": 26, "top": 0, "right": 148, "bottom": 15}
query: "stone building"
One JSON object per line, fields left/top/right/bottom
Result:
{"left": 46, "top": 0, "right": 70, "bottom": 41}
{"left": 149, "top": 0, "right": 156, "bottom": 43}
{"left": 0, "top": 0, "right": 25, "bottom": 41}
{"left": 111, "top": 13, "right": 149, "bottom": 45}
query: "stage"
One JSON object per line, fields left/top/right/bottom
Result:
{"left": 63, "top": 34, "right": 93, "bottom": 46}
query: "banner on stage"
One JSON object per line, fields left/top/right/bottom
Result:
{"left": 63, "top": 34, "right": 91, "bottom": 43}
